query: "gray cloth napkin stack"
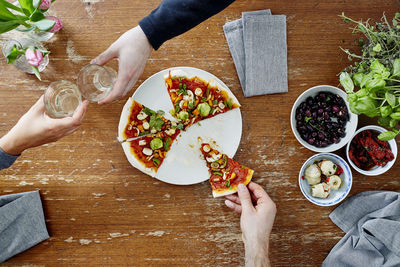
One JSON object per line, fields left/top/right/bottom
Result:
{"left": 0, "top": 191, "right": 49, "bottom": 263}
{"left": 322, "top": 191, "right": 400, "bottom": 267}
{"left": 223, "top": 10, "right": 288, "bottom": 97}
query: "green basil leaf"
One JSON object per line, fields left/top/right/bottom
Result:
{"left": 378, "top": 116, "right": 391, "bottom": 127}
{"left": 378, "top": 131, "right": 397, "bottom": 141}
{"left": 380, "top": 105, "right": 393, "bottom": 118}
{"left": 365, "top": 76, "right": 386, "bottom": 92}
{"left": 355, "top": 88, "right": 368, "bottom": 97}
{"left": 152, "top": 158, "right": 161, "bottom": 167}
{"left": 339, "top": 72, "right": 354, "bottom": 93}
{"left": 372, "top": 43, "right": 382, "bottom": 52}
{"left": 386, "top": 92, "right": 396, "bottom": 107}
{"left": 353, "top": 72, "right": 364, "bottom": 87}
{"left": 392, "top": 58, "right": 400, "bottom": 77}
{"left": 370, "top": 59, "right": 390, "bottom": 79}
{"left": 157, "top": 110, "right": 165, "bottom": 116}
{"left": 164, "top": 137, "right": 172, "bottom": 151}
{"left": 390, "top": 119, "right": 397, "bottom": 128}
{"left": 390, "top": 112, "right": 400, "bottom": 120}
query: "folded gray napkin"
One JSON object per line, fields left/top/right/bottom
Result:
{"left": 0, "top": 191, "right": 49, "bottom": 263}
{"left": 223, "top": 10, "right": 288, "bottom": 97}
{"left": 223, "top": 10, "right": 271, "bottom": 91}
{"left": 322, "top": 191, "right": 400, "bottom": 267}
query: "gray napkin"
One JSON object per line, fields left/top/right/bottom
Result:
{"left": 223, "top": 10, "right": 271, "bottom": 91}
{"left": 0, "top": 191, "right": 49, "bottom": 263}
{"left": 243, "top": 14, "right": 288, "bottom": 97}
{"left": 322, "top": 191, "right": 400, "bottom": 267}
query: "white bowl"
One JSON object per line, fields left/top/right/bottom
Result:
{"left": 346, "top": 125, "right": 397, "bottom": 176}
{"left": 290, "top": 85, "right": 358, "bottom": 152}
{"left": 299, "top": 153, "right": 352, "bottom": 206}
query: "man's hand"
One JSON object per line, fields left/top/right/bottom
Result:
{"left": 91, "top": 25, "right": 153, "bottom": 104}
{"left": 0, "top": 96, "right": 89, "bottom": 155}
{"left": 225, "top": 182, "right": 276, "bottom": 267}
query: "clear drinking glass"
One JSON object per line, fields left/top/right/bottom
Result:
{"left": 44, "top": 80, "right": 82, "bottom": 118}
{"left": 77, "top": 64, "right": 117, "bottom": 102}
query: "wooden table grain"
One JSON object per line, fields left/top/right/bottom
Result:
{"left": 0, "top": 0, "right": 399, "bottom": 266}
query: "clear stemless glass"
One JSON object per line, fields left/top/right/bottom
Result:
{"left": 44, "top": 80, "right": 82, "bottom": 118}
{"left": 77, "top": 64, "right": 117, "bottom": 102}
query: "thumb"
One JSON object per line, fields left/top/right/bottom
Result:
{"left": 91, "top": 46, "right": 117, "bottom": 66}
{"left": 237, "top": 184, "right": 254, "bottom": 213}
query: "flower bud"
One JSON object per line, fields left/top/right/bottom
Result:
{"left": 25, "top": 48, "right": 44, "bottom": 67}
{"left": 46, "top": 16, "right": 64, "bottom": 33}
{"left": 39, "top": 0, "right": 51, "bottom": 9}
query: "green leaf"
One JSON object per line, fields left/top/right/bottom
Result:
{"left": 352, "top": 96, "right": 379, "bottom": 117}
{"left": 353, "top": 72, "right": 364, "bottom": 87}
{"left": 0, "top": 0, "right": 24, "bottom": 14}
{"left": 370, "top": 59, "right": 390, "bottom": 79}
{"left": 152, "top": 158, "right": 161, "bottom": 167}
{"left": 29, "top": 9, "right": 44, "bottom": 22}
{"left": 386, "top": 92, "right": 396, "bottom": 107}
{"left": 340, "top": 72, "right": 354, "bottom": 93}
{"left": 164, "top": 137, "right": 172, "bottom": 151}
{"left": 378, "top": 117, "right": 391, "bottom": 127}
{"left": 143, "top": 107, "right": 155, "bottom": 116}
{"left": 380, "top": 105, "right": 393, "bottom": 118}
{"left": 17, "top": 0, "right": 35, "bottom": 16}
{"left": 392, "top": 59, "right": 400, "bottom": 77}
{"left": 32, "top": 18, "right": 55, "bottom": 31}
{"left": 355, "top": 88, "right": 368, "bottom": 97}
{"left": 365, "top": 76, "right": 386, "bottom": 92}
{"left": 378, "top": 131, "right": 397, "bottom": 141}
{"left": 372, "top": 43, "right": 381, "bottom": 52}
{"left": 31, "top": 66, "right": 41, "bottom": 81}
{"left": 156, "top": 110, "right": 165, "bottom": 116}
{"left": 5, "top": 44, "right": 25, "bottom": 64}
{"left": 149, "top": 115, "right": 164, "bottom": 132}
{"left": 0, "top": 20, "right": 20, "bottom": 34}
{"left": 390, "top": 112, "right": 400, "bottom": 120}
{"left": 0, "top": 3, "right": 17, "bottom": 21}
{"left": 390, "top": 119, "right": 397, "bottom": 128}
{"left": 33, "top": 0, "right": 41, "bottom": 9}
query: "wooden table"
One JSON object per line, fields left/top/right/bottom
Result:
{"left": 0, "top": 0, "right": 399, "bottom": 266}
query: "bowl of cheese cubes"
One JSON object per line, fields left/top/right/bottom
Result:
{"left": 299, "top": 153, "right": 352, "bottom": 206}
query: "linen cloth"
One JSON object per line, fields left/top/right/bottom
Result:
{"left": 322, "top": 191, "right": 400, "bottom": 267}
{"left": 243, "top": 14, "right": 288, "bottom": 97}
{"left": 223, "top": 10, "right": 271, "bottom": 91}
{"left": 0, "top": 191, "right": 49, "bottom": 263}
{"left": 0, "top": 148, "right": 19, "bottom": 170}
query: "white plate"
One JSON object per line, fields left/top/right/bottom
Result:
{"left": 118, "top": 67, "right": 242, "bottom": 185}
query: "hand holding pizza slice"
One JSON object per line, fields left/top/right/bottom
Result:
{"left": 200, "top": 143, "right": 253, "bottom": 197}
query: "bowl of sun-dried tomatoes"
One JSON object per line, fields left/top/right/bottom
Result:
{"left": 346, "top": 125, "right": 397, "bottom": 176}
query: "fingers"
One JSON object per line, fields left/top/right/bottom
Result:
{"left": 247, "top": 182, "right": 273, "bottom": 205}
{"left": 72, "top": 100, "right": 89, "bottom": 123}
{"left": 91, "top": 46, "right": 117, "bottom": 66}
{"left": 225, "top": 194, "right": 241, "bottom": 205}
{"left": 98, "top": 63, "right": 132, "bottom": 104}
{"left": 225, "top": 199, "right": 242, "bottom": 214}
{"left": 237, "top": 183, "right": 254, "bottom": 213}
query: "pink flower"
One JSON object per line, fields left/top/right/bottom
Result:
{"left": 39, "top": 0, "right": 51, "bottom": 9}
{"left": 25, "top": 48, "right": 43, "bottom": 67}
{"left": 46, "top": 16, "right": 64, "bottom": 33}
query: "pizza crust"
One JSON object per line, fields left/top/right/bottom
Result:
{"left": 121, "top": 141, "right": 157, "bottom": 178}
{"left": 212, "top": 169, "right": 254, "bottom": 198}
{"left": 118, "top": 97, "right": 134, "bottom": 141}
{"left": 163, "top": 69, "right": 189, "bottom": 80}
{"left": 208, "top": 78, "right": 241, "bottom": 108}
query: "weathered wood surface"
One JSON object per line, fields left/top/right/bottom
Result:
{"left": 0, "top": 0, "right": 399, "bottom": 266}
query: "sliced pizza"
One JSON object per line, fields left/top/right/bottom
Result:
{"left": 200, "top": 143, "right": 253, "bottom": 197}
{"left": 127, "top": 129, "right": 181, "bottom": 174}
{"left": 164, "top": 70, "right": 240, "bottom": 128}
{"left": 121, "top": 98, "right": 182, "bottom": 140}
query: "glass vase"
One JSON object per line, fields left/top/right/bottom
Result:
{"left": 1, "top": 38, "right": 49, "bottom": 74}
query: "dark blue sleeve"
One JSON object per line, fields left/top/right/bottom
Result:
{"left": 139, "top": 0, "right": 235, "bottom": 50}
{"left": 0, "top": 148, "right": 19, "bottom": 170}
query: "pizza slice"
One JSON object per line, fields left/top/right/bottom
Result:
{"left": 164, "top": 70, "right": 240, "bottom": 128}
{"left": 127, "top": 129, "right": 181, "bottom": 174}
{"left": 200, "top": 143, "right": 253, "bottom": 197}
{"left": 121, "top": 98, "right": 183, "bottom": 140}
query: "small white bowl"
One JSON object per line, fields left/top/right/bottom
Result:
{"left": 290, "top": 85, "right": 358, "bottom": 152}
{"left": 346, "top": 125, "right": 397, "bottom": 176}
{"left": 299, "top": 153, "right": 352, "bottom": 206}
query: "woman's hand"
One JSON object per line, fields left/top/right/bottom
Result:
{"left": 91, "top": 25, "right": 153, "bottom": 104}
{"left": 0, "top": 96, "right": 89, "bottom": 155}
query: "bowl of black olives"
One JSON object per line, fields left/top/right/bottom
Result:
{"left": 290, "top": 85, "right": 358, "bottom": 152}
